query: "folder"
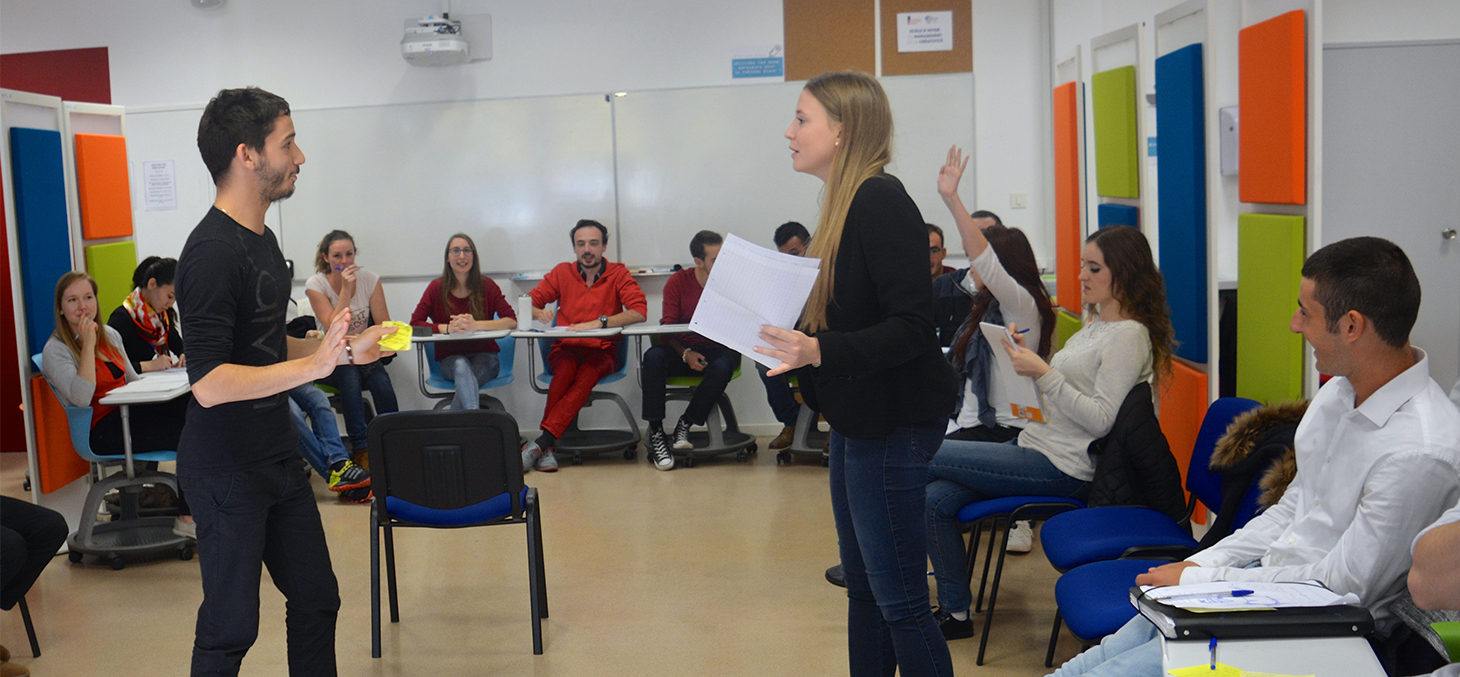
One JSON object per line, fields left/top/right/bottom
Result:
{"left": 1130, "top": 586, "right": 1373, "bottom": 640}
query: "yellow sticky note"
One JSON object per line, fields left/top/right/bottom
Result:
{"left": 1169, "top": 664, "right": 1243, "bottom": 677}
{"left": 377, "top": 321, "right": 412, "bottom": 352}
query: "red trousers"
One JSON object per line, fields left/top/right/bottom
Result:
{"left": 540, "top": 344, "right": 616, "bottom": 438}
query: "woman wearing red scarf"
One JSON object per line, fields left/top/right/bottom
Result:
{"left": 107, "top": 256, "right": 183, "bottom": 373}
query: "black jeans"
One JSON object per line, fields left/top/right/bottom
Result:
{"left": 180, "top": 456, "right": 339, "bottom": 677}
{"left": 640, "top": 344, "right": 740, "bottom": 426}
{"left": 0, "top": 496, "right": 68, "bottom": 610}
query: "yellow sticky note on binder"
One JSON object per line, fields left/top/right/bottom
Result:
{"left": 377, "top": 321, "right": 412, "bottom": 352}
{"left": 1169, "top": 664, "right": 1243, "bottom": 677}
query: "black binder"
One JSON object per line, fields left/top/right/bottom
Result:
{"left": 1130, "top": 587, "right": 1375, "bottom": 640}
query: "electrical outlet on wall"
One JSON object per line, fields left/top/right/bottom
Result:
{"left": 1010, "top": 193, "right": 1028, "bottom": 209}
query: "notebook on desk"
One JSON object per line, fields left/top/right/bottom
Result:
{"left": 1131, "top": 583, "right": 1374, "bottom": 640}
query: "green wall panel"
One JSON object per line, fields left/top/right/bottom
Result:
{"left": 84, "top": 241, "right": 137, "bottom": 319}
{"left": 1055, "top": 308, "right": 1083, "bottom": 354}
{"left": 1236, "top": 214, "right": 1305, "bottom": 404}
{"left": 1092, "top": 66, "right": 1139, "bottom": 199}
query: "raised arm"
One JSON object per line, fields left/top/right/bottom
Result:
{"left": 936, "top": 145, "right": 990, "bottom": 260}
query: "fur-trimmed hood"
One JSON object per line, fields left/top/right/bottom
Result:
{"left": 1210, "top": 401, "right": 1308, "bottom": 509}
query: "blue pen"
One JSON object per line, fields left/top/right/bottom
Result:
{"left": 1013, "top": 327, "right": 1031, "bottom": 335}
{"left": 1209, "top": 637, "right": 1217, "bottom": 670}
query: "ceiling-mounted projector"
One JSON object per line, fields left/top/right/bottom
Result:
{"left": 401, "top": 14, "right": 490, "bottom": 66}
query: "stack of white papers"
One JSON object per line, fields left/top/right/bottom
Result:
{"left": 1139, "top": 581, "right": 1360, "bottom": 611}
{"left": 690, "top": 234, "right": 820, "bottom": 369}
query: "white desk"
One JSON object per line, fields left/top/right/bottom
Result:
{"left": 99, "top": 371, "right": 191, "bottom": 478}
{"left": 621, "top": 323, "right": 691, "bottom": 336}
{"left": 1162, "top": 635, "right": 1385, "bottom": 676}
{"left": 413, "top": 328, "right": 514, "bottom": 343}
{"left": 510, "top": 327, "right": 623, "bottom": 340}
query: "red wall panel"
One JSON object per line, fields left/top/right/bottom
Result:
{"left": 0, "top": 47, "right": 111, "bottom": 104}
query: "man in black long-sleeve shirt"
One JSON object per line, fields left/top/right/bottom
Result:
{"left": 176, "top": 87, "right": 394, "bottom": 677}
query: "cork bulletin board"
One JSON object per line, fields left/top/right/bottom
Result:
{"left": 880, "top": 0, "right": 972, "bottom": 76}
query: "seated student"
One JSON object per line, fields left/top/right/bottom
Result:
{"left": 928, "top": 223, "right": 956, "bottom": 280}
{"left": 409, "top": 233, "right": 517, "bottom": 409}
{"left": 106, "top": 256, "right": 184, "bottom": 374}
{"left": 289, "top": 382, "right": 370, "bottom": 502}
{"left": 1410, "top": 500, "right": 1460, "bottom": 677}
{"left": 41, "top": 272, "right": 196, "bottom": 539}
{"left": 521, "top": 219, "right": 647, "bottom": 472}
{"left": 1048, "top": 237, "right": 1460, "bottom": 677}
{"left": 1, "top": 495, "right": 66, "bottom": 676}
{"left": 924, "top": 216, "right": 1173, "bottom": 638}
{"left": 932, "top": 210, "right": 1003, "bottom": 346}
{"left": 640, "top": 230, "right": 741, "bottom": 471}
{"left": 761, "top": 220, "right": 810, "bottom": 451}
{"left": 305, "top": 230, "right": 400, "bottom": 462}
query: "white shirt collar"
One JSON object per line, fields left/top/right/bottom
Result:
{"left": 1343, "top": 347, "right": 1430, "bottom": 428}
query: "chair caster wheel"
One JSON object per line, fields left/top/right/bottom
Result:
{"left": 179, "top": 546, "right": 194, "bottom": 561}
{"left": 776, "top": 451, "right": 790, "bottom": 466}
{"left": 682, "top": 457, "right": 697, "bottom": 468}
{"left": 747, "top": 443, "right": 758, "bottom": 455}
{"left": 623, "top": 448, "right": 637, "bottom": 461}
{"left": 736, "top": 450, "right": 750, "bottom": 462}
{"left": 68, "top": 550, "right": 83, "bottom": 564}
{"left": 821, "top": 454, "right": 830, "bottom": 468}
{"left": 572, "top": 454, "right": 584, "bottom": 466}
{"left": 110, "top": 556, "right": 126, "bottom": 571}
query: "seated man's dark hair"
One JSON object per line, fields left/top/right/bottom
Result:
{"left": 969, "top": 210, "right": 1003, "bottom": 226}
{"left": 197, "top": 87, "right": 291, "bottom": 183}
{"left": 1301, "top": 236, "right": 1420, "bottom": 348}
{"left": 926, "top": 223, "right": 945, "bottom": 245}
{"left": 690, "top": 230, "right": 723, "bottom": 261}
{"left": 570, "top": 219, "right": 609, "bottom": 245}
{"left": 774, "top": 221, "right": 810, "bottom": 248}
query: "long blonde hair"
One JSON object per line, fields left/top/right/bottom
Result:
{"left": 52, "top": 271, "right": 120, "bottom": 363}
{"left": 799, "top": 72, "right": 893, "bottom": 333}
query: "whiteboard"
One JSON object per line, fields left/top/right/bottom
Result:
{"left": 615, "top": 74, "right": 975, "bottom": 267}
{"left": 279, "top": 93, "right": 616, "bottom": 277}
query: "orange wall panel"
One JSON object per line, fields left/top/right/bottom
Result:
{"left": 1053, "top": 82, "right": 1082, "bottom": 314}
{"left": 1238, "top": 10, "right": 1306, "bottom": 205}
{"left": 1159, "top": 362, "right": 1209, "bottom": 524}
{"left": 75, "top": 133, "right": 134, "bottom": 239}
{"left": 30, "top": 375, "right": 90, "bottom": 493}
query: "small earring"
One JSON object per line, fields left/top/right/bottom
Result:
{"left": 835, "top": 140, "right": 840, "bottom": 147}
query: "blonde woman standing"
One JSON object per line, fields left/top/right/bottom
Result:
{"left": 759, "top": 71, "right": 959, "bottom": 677}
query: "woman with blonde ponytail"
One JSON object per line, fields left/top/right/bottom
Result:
{"left": 758, "top": 71, "right": 959, "bottom": 677}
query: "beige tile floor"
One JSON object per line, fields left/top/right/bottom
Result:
{"left": 0, "top": 445, "right": 1082, "bottom": 676}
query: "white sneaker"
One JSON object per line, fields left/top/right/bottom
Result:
{"left": 1005, "top": 521, "right": 1033, "bottom": 554}
{"left": 521, "top": 440, "right": 542, "bottom": 473}
{"left": 172, "top": 517, "right": 197, "bottom": 540}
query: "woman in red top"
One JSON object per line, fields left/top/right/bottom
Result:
{"left": 410, "top": 233, "right": 516, "bottom": 409}
{"left": 40, "top": 272, "right": 194, "bottom": 537}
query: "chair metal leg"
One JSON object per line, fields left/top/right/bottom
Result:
{"left": 371, "top": 514, "right": 382, "bottom": 658}
{"left": 976, "top": 520, "right": 999, "bottom": 613}
{"left": 384, "top": 524, "right": 400, "bottom": 623}
{"left": 532, "top": 506, "right": 548, "bottom": 619}
{"left": 18, "top": 596, "right": 39, "bottom": 657}
{"left": 976, "top": 519, "right": 1014, "bottom": 666}
{"left": 526, "top": 503, "right": 544, "bottom": 655}
{"left": 1046, "top": 609, "right": 1064, "bottom": 668}
{"left": 962, "top": 520, "right": 983, "bottom": 610}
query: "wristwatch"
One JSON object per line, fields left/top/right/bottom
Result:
{"left": 598, "top": 315, "right": 609, "bottom": 328}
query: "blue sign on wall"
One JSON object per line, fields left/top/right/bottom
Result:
{"left": 732, "top": 57, "right": 784, "bottom": 79}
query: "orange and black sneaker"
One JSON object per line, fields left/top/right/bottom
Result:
{"left": 327, "top": 460, "right": 371, "bottom": 492}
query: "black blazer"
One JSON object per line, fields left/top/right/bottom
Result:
{"left": 800, "top": 174, "right": 959, "bottom": 440}
{"left": 107, "top": 305, "right": 183, "bottom": 374}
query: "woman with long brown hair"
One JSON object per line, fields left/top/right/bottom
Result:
{"left": 923, "top": 223, "right": 1173, "bottom": 639}
{"left": 409, "top": 233, "right": 516, "bottom": 410}
{"left": 758, "top": 71, "right": 959, "bottom": 677}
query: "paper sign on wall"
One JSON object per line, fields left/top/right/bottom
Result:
{"left": 143, "top": 160, "right": 177, "bottom": 211}
{"left": 897, "top": 11, "right": 954, "bottom": 53}
{"left": 732, "top": 45, "right": 785, "bottom": 79}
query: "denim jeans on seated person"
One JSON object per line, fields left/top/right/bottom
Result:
{"left": 830, "top": 421, "right": 954, "bottom": 677}
{"left": 317, "top": 362, "right": 399, "bottom": 451}
{"left": 755, "top": 361, "right": 801, "bottom": 427}
{"left": 441, "top": 352, "right": 500, "bottom": 410}
{"left": 288, "top": 383, "right": 350, "bottom": 476}
{"left": 1046, "top": 614, "right": 1162, "bottom": 677}
{"left": 925, "top": 438, "right": 1088, "bottom": 615}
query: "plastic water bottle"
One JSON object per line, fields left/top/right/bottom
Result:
{"left": 517, "top": 295, "right": 533, "bottom": 330}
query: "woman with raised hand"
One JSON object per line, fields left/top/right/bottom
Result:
{"left": 107, "top": 256, "right": 184, "bottom": 374}
{"left": 41, "top": 271, "right": 195, "bottom": 539}
{"left": 758, "top": 71, "right": 960, "bottom": 677}
{"left": 409, "top": 233, "right": 516, "bottom": 410}
{"left": 923, "top": 223, "right": 1174, "bottom": 640}
{"left": 305, "top": 230, "right": 400, "bottom": 462}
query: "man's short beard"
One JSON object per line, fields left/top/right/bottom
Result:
{"left": 256, "top": 163, "right": 295, "bottom": 203}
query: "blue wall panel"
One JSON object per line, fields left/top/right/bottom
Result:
{"left": 1097, "top": 203, "right": 1140, "bottom": 229}
{"left": 9, "top": 128, "right": 73, "bottom": 356}
{"left": 1155, "top": 43, "right": 1208, "bottom": 364}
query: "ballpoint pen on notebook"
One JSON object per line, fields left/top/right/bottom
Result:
{"left": 1160, "top": 589, "right": 1256, "bottom": 601}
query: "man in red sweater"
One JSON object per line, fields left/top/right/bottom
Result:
{"left": 640, "top": 231, "right": 741, "bottom": 471}
{"left": 522, "top": 219, "right": 647, "bottom": 471}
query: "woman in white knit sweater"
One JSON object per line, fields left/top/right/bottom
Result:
{"left": 926, "top": 225, "right": 1174, "bottom": 638}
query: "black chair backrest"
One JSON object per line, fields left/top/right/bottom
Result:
{"left": 367, "top": 409, "right": 524, "bottom": 518}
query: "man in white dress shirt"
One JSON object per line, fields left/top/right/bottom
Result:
{"left": 1048, "top": 236, "right": 1460, "bottom": 677}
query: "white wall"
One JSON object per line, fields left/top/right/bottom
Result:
{"left": 1325, "top": 0, "right": 1460, "bottom": 44}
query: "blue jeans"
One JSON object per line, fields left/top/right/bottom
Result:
{"left": 756, "top": 361, "right": 801, "bottom": 426}
{"left": 181, "top": 456, "right": 339, "bottom": 676}
{"left": 830, "top": 422, "right": 954, "bottom": 677}
{"left": 318, "top": 363, "right": 398, "bottom": 450}
{"left": 926, "top": 439, "right": 1088, "bottom": 613}
{"left": 288, "top": 384, "right": 350, "bottom": 476}
{"left": 1046, "top": 615, "right": 1161, "bottom": 677}
{"left": 441, "top": 352, "right": 500, "bottom": 410}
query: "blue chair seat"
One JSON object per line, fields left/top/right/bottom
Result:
{"left": 956, "top": 496, "right": 1086, "bottom": 524}
{"left": 1042, "top": 507, "right": 1198, "bottom": 571}
{"left": 1055, "top": 559, "right": 1167, "bottom": 641}
{"left": 386, "top": 487, "right": 530, "bottom": 527}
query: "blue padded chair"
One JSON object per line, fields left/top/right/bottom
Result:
{"left": 1052, "top": 558, "right": 1162, "bottom": 649}
{"left": 956, "top": 495, "right": 1087, "bottom": 665}
{"left": 32, "top": 354, "right": 192, "bottom": 570}
{"left": 527, "top": 332, "right": 642, "bottom": 464}
{"left": 419, "top": 336, "right": 516, "bottom": 410}
{"left": 367, "top": 409, "right": 547, "bottom": 656}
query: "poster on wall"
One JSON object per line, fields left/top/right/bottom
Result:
{"left": 897, "top": 11, "right": 954, "bottom": 53}
{"left": 143, "top": 160, "right": 177, "bottom": 211}
{"left": 732, "top": 45, "right": 785, "bottom": 80}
